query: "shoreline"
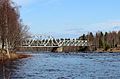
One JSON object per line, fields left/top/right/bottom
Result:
{"left": 0, "top": 49, "right": 120, "bottom": 63}
{"left": 0, "top": 53, "right": 31, "bottom": 63}
{"left": 94, "top": 48, "right": 120, "bottom": 53}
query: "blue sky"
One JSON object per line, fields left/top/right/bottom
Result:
{"left": 13, "top": 0, "right": 120, "bottom": 38}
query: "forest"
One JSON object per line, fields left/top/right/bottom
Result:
{"left": 79, "top": 31, "right": 120, "bottom": 51}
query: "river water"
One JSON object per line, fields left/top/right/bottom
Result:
{"left": 1, "top": 52, "right": 120, "bottom": 79}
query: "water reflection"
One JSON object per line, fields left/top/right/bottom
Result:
{"left": 0, "top": 52, "right": 120, "bottom": 79}
{"left": 0, "top": 58, "right": 29, "bottom": 79}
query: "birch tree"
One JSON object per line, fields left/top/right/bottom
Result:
{"left": 0, "top": 0, "right": 29, "bottom": 58}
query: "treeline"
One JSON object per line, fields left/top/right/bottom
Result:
{"left": 0, "top": 0, "right": 29, "bottom": 51}
{"left": 79, "top": 31, "right": 120, "bottom": 51}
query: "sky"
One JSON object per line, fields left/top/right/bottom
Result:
{"left": 12, "top": 0, "right": 120, "bottom": 38}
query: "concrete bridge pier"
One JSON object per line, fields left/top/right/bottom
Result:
{"left": 55, "top": 47, "right": 63, "bottom": 52}
{"left": 54, "top": 46, "right": 82, "bottom": 52}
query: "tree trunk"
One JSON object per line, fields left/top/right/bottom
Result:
{"left": 2, "top": 38, "right": 5, "bottom": 50}
{"left": 6, "top": 39, "right": 10, "bottom": 58}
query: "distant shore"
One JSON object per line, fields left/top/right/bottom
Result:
{"left": 94, "top": 48, "right": 120, "bottom": 53}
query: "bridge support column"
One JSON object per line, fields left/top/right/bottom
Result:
{"left": 56, "top": 47, "right": 63, "bottom": 52}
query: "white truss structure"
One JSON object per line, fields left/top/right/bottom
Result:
{"left": 21, "top": 34, "right": 88, "bottom": 47}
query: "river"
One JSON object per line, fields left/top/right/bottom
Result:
{"left": 0, "top": 52, "right": 120, "bottom": 79}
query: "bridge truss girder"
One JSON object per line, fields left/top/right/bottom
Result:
{"left": 21, "top": 34, "right": 89, "bottom": 47}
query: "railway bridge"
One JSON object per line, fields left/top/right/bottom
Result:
{"left": 19, "top": 34, "right": 89, "bottom": 52}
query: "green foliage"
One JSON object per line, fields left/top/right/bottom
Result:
{"left": 79, "top": 34, "right": 86, "bottom": 40}
{"left": 80, "top": 31, "right": 120, "bottom": 51}
{"left": 99, "top": 38, "right": 103, "bottom": 48}
{"left": 103, "top": 42, "right": 110, "bottom": 51}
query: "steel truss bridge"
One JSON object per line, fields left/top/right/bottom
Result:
{"left": 21, "top": 34, "right": 89, "bottom": 47}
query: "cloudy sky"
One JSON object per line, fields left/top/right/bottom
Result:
{"left": 12, "top": 0, "right": 120, "bottom": 38}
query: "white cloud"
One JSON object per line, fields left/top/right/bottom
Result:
{"left": 12, "top": 0, "right": 60, "bottom": 6}
{"left": 12, "top": 0, "right": 39, "bottom": 6}
{"left": 86, "top": 21, "right": 120, "bottom": 32}
{"left": 65, "top": 21, "right": 120, "bottom": 36}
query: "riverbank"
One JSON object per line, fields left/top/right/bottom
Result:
{"left": 0, "top": 52, "right": 31, "bottom": 63}
{"left": 95, "top": 48, "right": 120, "bottom": 53}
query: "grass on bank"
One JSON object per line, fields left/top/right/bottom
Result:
{"left": 0, "top": 49, "right": 31, "bottom": 63}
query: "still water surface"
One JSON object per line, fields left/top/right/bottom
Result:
{"left": 1, "top": 52, "right": 120, "bottom": 79}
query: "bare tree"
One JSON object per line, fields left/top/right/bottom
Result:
{"left": 0, "top": 0, "right": 10, "bottom": 58}
{"left": 0, "top": 0, "right": 29, "bottom": 58}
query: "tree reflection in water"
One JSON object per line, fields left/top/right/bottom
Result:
{"left": 0, "top": 60, "right": 22, "bottom": 79}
